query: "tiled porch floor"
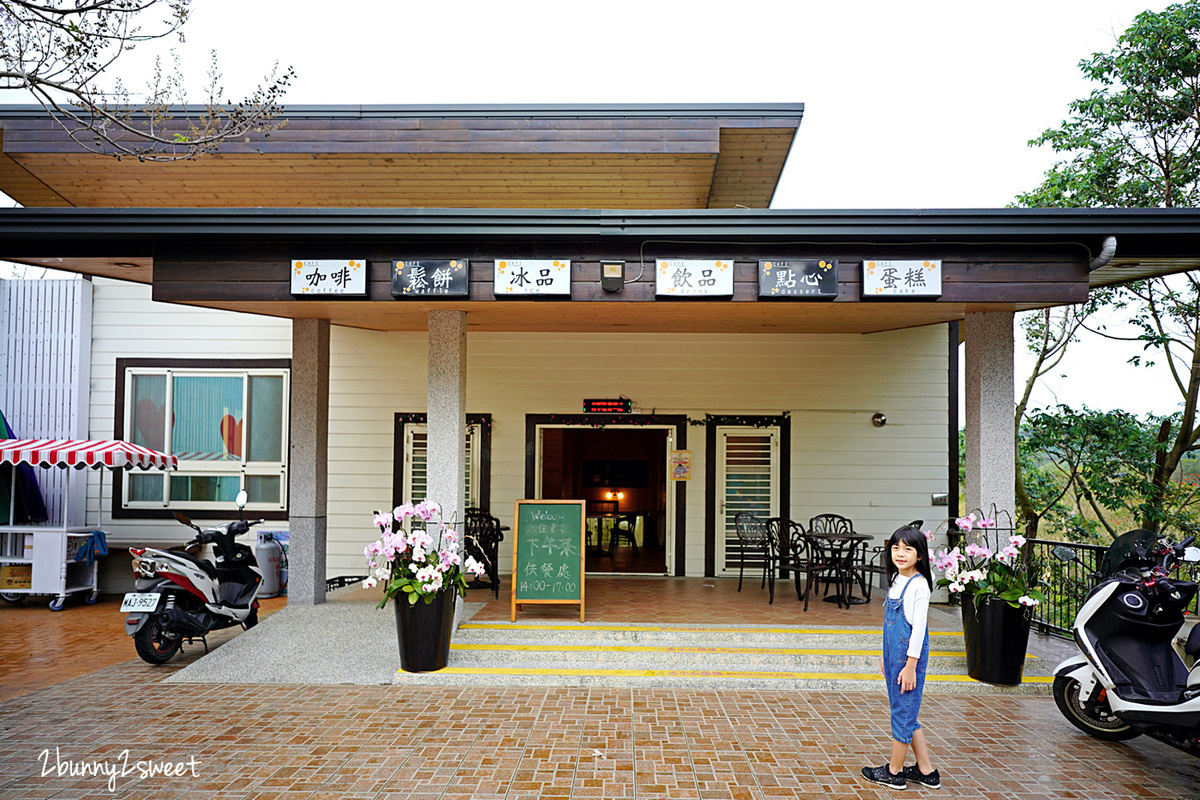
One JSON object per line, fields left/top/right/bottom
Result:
{"left": 0, "top": 578, "right": 1197, "bottom": 799}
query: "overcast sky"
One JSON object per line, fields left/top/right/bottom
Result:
{"left": 1, "top": 0, "right": 1187, "bottom": 416}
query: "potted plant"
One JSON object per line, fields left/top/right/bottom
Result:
{"left": 363, "top": 500, "right": 485, "bottom": 672}
{"left": 933, "top": 509, "right": 1047, "bottom": 685}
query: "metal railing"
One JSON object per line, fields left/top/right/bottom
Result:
{"left": 1024, "top": 537, "right": 1200, "bottom": 638}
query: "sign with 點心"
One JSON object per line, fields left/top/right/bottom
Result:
{"left": 862, "top": 260, "right": 942, "bottom": 298}
{"left": 290, "top": 259, "right": 368, "bottom": 296}
{"left": 656, "top": 259, "right": 733, "bottom": 297}
{"left": 669, "top": 450, "right": 691, "bottom": 482}
{"left": 494, "top": 259, "right": 571, "bottom": 296}
{"left": 391, "top": 259, "right": 469, "bottom": 297}
{"left": 758, "top": 259, "right": 838, "bottom": 299}
{"left": 511, "top": 500, "right": 586, "bottom": 622}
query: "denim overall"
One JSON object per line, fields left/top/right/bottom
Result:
{"left": 883, "top": 575, "right": 929, "bottom": 744}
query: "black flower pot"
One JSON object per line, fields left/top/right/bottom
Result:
{"left": 962, "top": 594, "right": 1032, "bottom": 686}
{"left": 393, "top": 588, "right": 456, "bottom": 672}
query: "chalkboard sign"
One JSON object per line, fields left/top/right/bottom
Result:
{"left": 511, "top": 500, "right": 586, "bottom": 622}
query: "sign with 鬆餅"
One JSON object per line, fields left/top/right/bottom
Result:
{"left": 758, "top": 259, "right": 838, "bottom": 299}
{"left": 494, "top": 259, "right": 571, "bottom": 296}
{"left": 862, "top": 260, "right": 942, "bottom": 298}
{"left": 290, "top": 259, "right": 368, "bottom": 296}
{"left": 656, "top": 259, "right": 734, "bottom": 297}
{"left": 391, "top": 259, "right": 469, "bottom": 297}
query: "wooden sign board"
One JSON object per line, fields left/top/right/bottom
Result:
{"left": 511, "top": 499, "right": 586, "bottom": 622}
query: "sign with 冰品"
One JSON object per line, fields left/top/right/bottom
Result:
{"left": 290, "top": 259, "right": 368, "bottom": 296}
{"left": 656, "top": 259, "right": 733, "bottom": 297}
{"left": 511, "top": 500, "right": 586, "bottom": 622}
{"left": 391, "top": 259, "right": 469, "bottom": 297}
{"left": 494, "top": 259, "right": 571, "bottom": 296}
{"left": 862, "top": 260, "right": 942, "bottom": 298}
{"left": 758, "top": 259, "right": 838, "bottom": 299}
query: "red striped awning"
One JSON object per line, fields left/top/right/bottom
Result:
{"left": 0, "top": 439, "right": 178, "bottom": 471}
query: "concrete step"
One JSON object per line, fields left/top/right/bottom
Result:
{"left": 390, "top": 621, "right": 1056, "bottom": 694}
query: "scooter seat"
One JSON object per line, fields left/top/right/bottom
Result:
{"left": 167, "top": 549, "right": 218, "bottom": 581}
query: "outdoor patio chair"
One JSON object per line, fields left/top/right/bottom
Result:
{"left": 798, "top": 529, "right": 846, "bottom": 610}
{"left": 807, "top": 513, "right": 859, "bottom": 607}
{"left": 733, "top": 511, "right": 771, "bottom": 593}
{"left": 464, "top": 508, "right": 504, "bottom": 598}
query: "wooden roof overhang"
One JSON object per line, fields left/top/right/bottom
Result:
{"left": 4, "top": 207, "right": 1200, "bottom": 335}
{"left": 0, "top": 104, "right": 803, "bottom": 211}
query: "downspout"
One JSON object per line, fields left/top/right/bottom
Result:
{"left": 1089, "top": 236, "right": 1117, "bottom": 270}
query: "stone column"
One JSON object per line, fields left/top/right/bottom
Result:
{"left": 426, "top": 310, "right": 467, "bottom": 532}
{"left": 963, "top": 311, "right": 1015, "bottom": 519}
{"left": 289, "top": 318, "right": 330, "bottom": 605}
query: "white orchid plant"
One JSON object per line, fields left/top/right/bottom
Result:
{"left": 933, "top": 511, "right": 1047, "bottom": 609}
{"left": 363, "top": 500, "right": 486, "bottom": 607}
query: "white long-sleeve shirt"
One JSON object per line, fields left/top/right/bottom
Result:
{"left": 888, "top": 573, "right": 930, "bottom": 660}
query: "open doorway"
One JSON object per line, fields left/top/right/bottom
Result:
{"left": 539, "top": 426, "right": 668, "bottom": 574}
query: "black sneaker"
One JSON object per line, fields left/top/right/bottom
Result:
{"left": 902, "top": 764, "right": 941, "bottom": 789}
{"left": 861, "top": 764, "right": 907, "bottom": 790}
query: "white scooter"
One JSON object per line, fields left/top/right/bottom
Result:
{"left": 1053, "top": 529, "right": 1200, "bottom": 755}
{"left": 121, "top": 490, "right": 265, "bottom": 664}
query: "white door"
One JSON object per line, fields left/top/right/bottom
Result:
{"left": 716, "top": 426, "right": 780, "bottom": 576}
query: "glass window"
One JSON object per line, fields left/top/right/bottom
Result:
{"left": 121, "top": 365, "right": 288, "bottom": 513}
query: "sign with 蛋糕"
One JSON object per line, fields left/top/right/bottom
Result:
{"left": 758, "top": 259, "right": 838, "bottom": 299}
{"left": 511, "top": 500, "right": 586, "bottom": 622}
{"left": 494, "top": 259, "right": 571, "bottom": 296}
{"left": 656, "top": 259, "right": 734, "bottom": 297}
{"left": 862, "top": 259, "right": 942, "bottom": 298}
{"left": 391, "top": 259, "right": 469, "bottom": 297}
{"left": 290, "top": 259, "right": 368, "bottom": 296}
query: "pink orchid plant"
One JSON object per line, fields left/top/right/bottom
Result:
{"left": 933, "top": 511, "right": 1046, "bottom": 609}
{"left": 363, "top": 500, "right": 485, "bottom": 607}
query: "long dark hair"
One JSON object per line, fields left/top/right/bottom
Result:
{"left": 885, "top": 524, "right": 933, "bottom": 588}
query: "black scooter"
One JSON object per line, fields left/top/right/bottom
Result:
{"left": 1053, "top": 529, "right": 1200, "bottom": 754}
{"left": 120, "top": 490, "right": 265, "bottom": 664}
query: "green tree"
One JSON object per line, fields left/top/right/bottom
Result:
{"left": 0, "top": 1, "right": 292, "bottom": 161}
{"left": 1017, "top": 1, "right": 1200, "bottom": 533}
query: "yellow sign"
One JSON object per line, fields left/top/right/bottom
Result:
{"left": 669, "top": 450, "right": 691, "bottom": 481}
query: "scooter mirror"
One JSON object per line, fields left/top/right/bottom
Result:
{"left": 1051, "top": 545, "right": 1078, "bottom": 563}
{"left": 1184, "top": 546, "right": 1200, "bottom": 563}
{"left": 235, "top": 490, "right": 248, "bottom": 509}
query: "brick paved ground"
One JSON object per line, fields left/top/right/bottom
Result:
{"left": 1, "top": 584, "right": 1198, "bottom": 799}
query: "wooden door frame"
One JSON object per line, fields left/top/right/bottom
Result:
{"left": 704, "top": 414, "right": 790, "bottom": 577}
{"left": 525, "top": 413, "right": 688, "bottom": 576}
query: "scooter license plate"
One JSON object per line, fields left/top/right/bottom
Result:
{"left": 120, "top": 592, "right": 160, "bottom": 612}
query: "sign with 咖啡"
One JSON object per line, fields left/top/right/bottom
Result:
{"left": 290, "top": 259, "right": 368, "bottom": 296}
{"left": 862, "top": 259, "right": 942, "bottom": 298}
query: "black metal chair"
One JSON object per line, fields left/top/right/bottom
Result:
{"left": 733, "top": 511, "right": 771, "bottom": 593}
{"left": 856, "top": 519, "right": 923, "bottom": 601}
{"left": 608, "top": 512, "right": 639, "bottom": 556}
{"left": 464, "top": 508, "right": 503, "bottom": 598}
{"left": 807, "top": 513, "right": 859, "bottom": 608}
{"left": 798, "top": 529, "right": 846, "bottom": 610}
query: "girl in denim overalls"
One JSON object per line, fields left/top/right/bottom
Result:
{"left": 861, "top": 525, "right": 941, "bottom": 791}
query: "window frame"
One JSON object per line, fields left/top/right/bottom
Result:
{"left": 393, "top": 413, "right": 492, "bottom": 515}
{"left": 112, "top": 358, "right": 291, "bottom": 520}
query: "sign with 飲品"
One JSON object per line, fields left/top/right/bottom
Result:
{"left": 759, "top": 259, "right": 838, "bottom": 299}
{"left": 391, "top": 259, "right": 469, "bottom": 297}
{"left": 862, "top": 260, "right": 942, "bottom": 298}
{"left": 494, "top": 259, "right": 571, "bottom": 296}
{"left": 511, "top": 499, "right": 585, "bottom": 622}
{"left": 656, "top": 259, "right": 733, "bottom": 298}
{"left": 291, "top": 259, "right": 368, "bottom": 296}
